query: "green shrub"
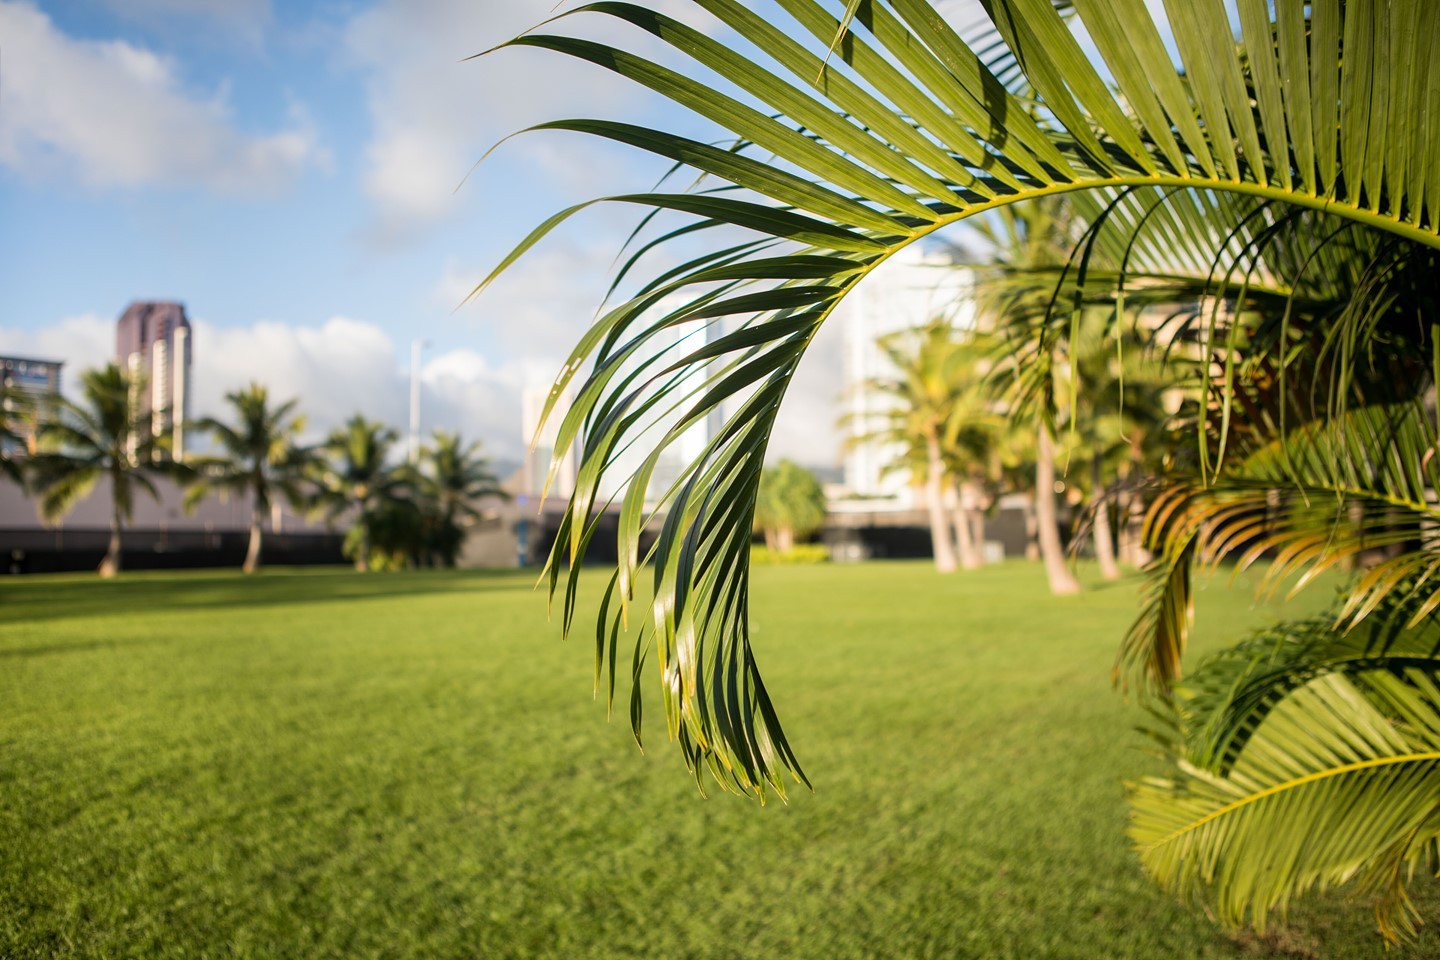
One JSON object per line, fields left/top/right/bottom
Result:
{"left": 750, "top": 544, "right": 829, "bottom": 565}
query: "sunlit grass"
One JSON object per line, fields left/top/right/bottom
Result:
{"left": 1, "top": 561, "right": 1432, "bottom": 959}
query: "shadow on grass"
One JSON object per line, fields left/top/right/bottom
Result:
{"left": 0, "top": 567, "right": 539, "bottom": 629}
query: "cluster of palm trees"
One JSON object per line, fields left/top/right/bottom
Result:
{"left": 483, "top": 0, "right": 1440, "bottom": 943}
{"left": 862, "top": 300, "right": 1169, "bottom": 592}
{"left": 4, "top": 363, "right": 503, "bottom": 576}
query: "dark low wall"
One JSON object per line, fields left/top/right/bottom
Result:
{"left": 0, "top": 528, "right": 347, "bottom": 575}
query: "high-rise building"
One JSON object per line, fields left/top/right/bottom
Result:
{"left": 0, "top": 355, "right": 63, "bottom": 455}
{"left": 520, "top": 385, "right": 579, "bottom": 499}
{"left": 837, "top": 245, "right": 975, "bottom": 504}
{"left": 115, "top": 301, "right": 192, "bottom": 460}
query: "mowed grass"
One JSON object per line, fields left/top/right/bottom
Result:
{"left": 2, "top": 562, "right": 1436, "bottom": 959}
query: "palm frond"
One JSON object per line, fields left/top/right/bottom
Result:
{"left": 1131, "top": 668, "right": 1440, "bottom": 943}
{"left": 29, "top": 457, "right": 103, "bottom": 524}
{"left": 1119, "top": 401, "right": 1440, "bottom": 693}
{"left": 1179, "top": 590, "right": 1440, "bottom": 775}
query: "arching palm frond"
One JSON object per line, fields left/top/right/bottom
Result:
{"left": 481, "top": 0, "right": 1440, "bottom": 797}
{"left": 1132, "top": 650, "right": 1440, "bottom": 944}
{"left": 1176, "top": 590, "right": 1440, "bottom": 776}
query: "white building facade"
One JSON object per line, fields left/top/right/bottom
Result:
{"left": 837, "top": 244, "right": 976, "bottom": 507}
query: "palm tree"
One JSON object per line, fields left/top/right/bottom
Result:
{"left": 862, "top": 321, "right": 970, "bottom": 572}
{"left": 1053, "top": 310, "right": 1173, "bottom": 581}
{"left": 479, "top": 1, "right": 1440, "bottom": 938}
{"left": 186, "top": 383, "right": 313, "bottom": 573}
{"left": 27, "top": 364, "right": 175, "bottom": 577}
{"left": 314, "top": 415, "right": 405, "bottom": 572}
{"left": 939, "top": 377, "right": 1007, "bottom": 571}
{"left": 970, "top": 198, "right": 1089, "bottom": 592}
{"left": 858, "top": 322, "right": 1008, "bottom": 571}
{"left": 415, "top": 429, "right": 506, "bottom": 567}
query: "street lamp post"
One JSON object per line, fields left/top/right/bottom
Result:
{"left": 409, "top": 339, "right": 429, "bottom": 464}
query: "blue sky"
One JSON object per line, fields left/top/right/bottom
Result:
{"left": 0, "top": 0, "right": 1001, "bottom": 466}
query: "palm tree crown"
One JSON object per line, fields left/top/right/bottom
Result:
{"left": 413, "top": 430, "right": 507, "bottom": 567}
{"left": 315, "top": 415, "right": 405, "bottom": 572}
{"left": 28, "top": 364, "right": 175, "bottom": 577}
{"left": 187, "top": 383, "right": 312, "bottom": 573}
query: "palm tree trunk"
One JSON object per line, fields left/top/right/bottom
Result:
{"left": 1121, "top": 492, "right": 1152, "bottom": 568}
{"left": 951, "top": 482, "right": 982, "bottom": 569}
{"left": 1024, "top": 493, "right": 1040, "bottom": 561}
{"left": 244, "top": 501, "right": 264, "bottom": 574}
{"left": 355, "top": 523, "right": 371, "bottom": 573}
{"left": 969, "top": 502, "right": 987, "bottom": 564}
{"left": 925, "top": 431, "right": 958, "bottom": 573}
{"left": 1116, "top": 489, "right": 1137, "bottom": 566}
{"left": 99, "top": 510, "right": 122, "bottom": 578}
{"left": 1091, "top": 463, "right": 1121, "bottom": 581}
{"left": 1036, "top": 424, "right": 1081, "bottom": 595}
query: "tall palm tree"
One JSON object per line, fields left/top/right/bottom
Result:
{"left": 186, "top": 383, "right": 313, "bottom": 574}
{"left": 415, "top": 429, "right": 506, "bottom": 567}
{"left": 863, "top": 321, "right": 969, "bottom": 572}
{"left": 859, "top": 323, "right": 1008, "bottom": 571}
{"left": 314, "top": 415, "right": 405, "bottom": 572}
{"left": 479, "top": 0, "right": 1440, "bottom": 939}
{"left": 27, "top": 364, "right": 175, "bottom": 577}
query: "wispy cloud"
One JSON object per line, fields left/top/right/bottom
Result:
{"left": 343, "top": 0, "right": 691, "bottom": 242}
{"left": 0, "top": 1, "right": 323, "bottom": 192}
{"left": 91, "top": 0, "right": 273, "bottom": 49}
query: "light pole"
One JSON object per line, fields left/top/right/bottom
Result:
{"left": 409, "top": 338, "right": 429, "bottom": 463}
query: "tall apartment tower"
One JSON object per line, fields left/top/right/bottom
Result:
{"left": 115, "top": 301, "right": 193, "bottom": 460}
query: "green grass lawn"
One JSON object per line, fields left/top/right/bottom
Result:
{"left": 1, "top": 561, "right": 1435, "bottom": 959}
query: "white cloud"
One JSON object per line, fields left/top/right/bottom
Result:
{"left": 0, "top": 313, "right": 113, "bottom": 380}
{"left": 344, "top": 0, "right": 698, "bottom": 239}
{"left": 0, "top": 1, "right": 323, "bottom": 191}
{"left": 188, "top": 316, "right": 527, "bottom": 459}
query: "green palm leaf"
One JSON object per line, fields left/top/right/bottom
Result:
{"left": 1132, "top": 668, "right": 1440, "bottom": 943}
{"left": 1119, "top": 401, "right": 1440, "bottom": 693}
{"left": 1178, "top": 592, "right": 1440, "bottom": 775}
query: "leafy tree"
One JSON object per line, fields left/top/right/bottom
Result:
{"left": 753, "top": 459, "right": 825, "bottom": 553}
{"left": 27, "top": 364, "right": 176, "bottom": 577}
{"left": 481, "top": 0, "right": 1440, "bottom": 940}
{"left": 314, "top": 415, "right": 406, "bottom": 573}
{"left": 186, "top": 383, "right": 313, "bottom": 573}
